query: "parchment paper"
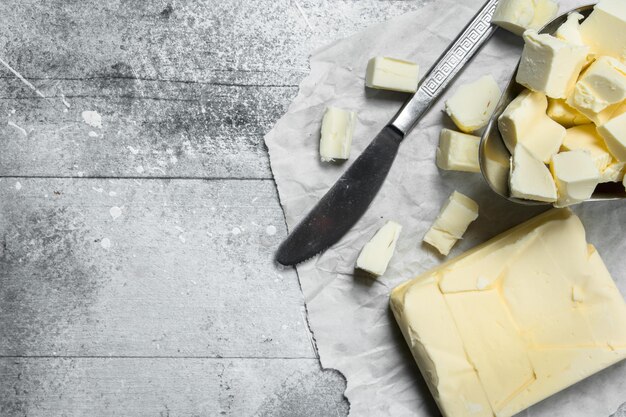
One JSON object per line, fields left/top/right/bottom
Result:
{"left": 264, "top": 0, "right": 626, "bottom": 415}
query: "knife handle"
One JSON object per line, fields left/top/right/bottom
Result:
{"left": 391, "top": 0, "right": 499, "bottom": 135}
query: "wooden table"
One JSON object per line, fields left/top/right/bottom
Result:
{"left": 0, "top": 1, "right": 423, "bottom": 415}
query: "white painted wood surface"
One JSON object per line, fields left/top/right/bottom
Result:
{"left": 0, "top": 0, "right": 428, "bottom": 415}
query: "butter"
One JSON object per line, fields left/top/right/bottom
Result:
{"left": 444, "top": 75, "right": 501, "bottom": 133}
{"left": 598, "top": 112, "right": 626, "bottom": 162}
{"left": 516, "top": 31, "right": 589, "bottom": 99}
{"left": 391, "top": 209, "right": 626, "bottom": 417}
{"left": 492, "top": 0, "right": 558, "bottom": 36}
{"left": 550, "top": 150, "right": 600, "bottom": 207}
{"left": 423, "top": 191, "right": 478, "bottom": 256}
{"left": 561, "top": 124, "right": 613, "bottom": 171}
{"left": 547, "top": 98, "right": 590, "bottom": 127}
{"left": 498, "top": 90, "right": 565, "bottom": 163}
{"left": 435, "top": 129, "right": 480, "bottom": 173}
{"left": 365, "top": 57, "right": 420, "bottom": 93}
{"left": 509, "top": 144, "right": 558, "bottom": 203}
{"left": 600, "top": 161, "right": 626, "bottom": 183}
{"left": 319, "top": 107, "right": 356, "bottom": 162}
{"left": 568, "top": 57, "right": 626, "bottom": 117}
{"left": 355, "top": 221, "right": 401, "bottom": 276}
{"left": 579, "top": 0, "right": 626, "bottom": 62}
{"left": 556, "top": 12, "right": 584, "bottom": 45}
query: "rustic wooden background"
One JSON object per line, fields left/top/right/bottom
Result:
{"left": 0, "top": 0, "right": 428, "bottom": 415}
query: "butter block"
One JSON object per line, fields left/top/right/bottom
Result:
{"left": 435, "top": 129, "right": 480, "bottom": 173}
{"left": 547, "top": 98, "right": 591, "bottom": 127}
{"left": 319, "top": 107, "right": 356, "bottom": 162}
{"left": 568, "top": 57, "right": 626, "bottom": 117}
{"left": 444, "top": 75, "right": 501, "bottom": 133}
{"left": 561, "top": 124, "right": 613, "bottom": 171}
{"left": 365, "top": 57, "right": 420, "bottom": 93}
{"left": 355, "top": 221, "right": 401, "bottom": 276}
{"left": 492, "top": 0, "right": 558, "bottom": 36}
{"left": 391, "top": 209, "right": 626, "bottom": 417}
{"left": 516, "top": 31, "right": 589, "bottom": 99}
{"left": 510, "top": 144, "right": 557, "bottom": 202}
{"left": 556, "top": 12, "right": 584, "bottom": 45}
{"left": 598, "top": 112, "right": 626, "bottom": 162}
{"left": 600, "top": 161, "right": 626, "bottom": 183}
{"left": 423, "top": 191, "right": 478, "bottom": 256}
{"left": 579, "top": 0, "right": 626, "bottom": 61}
{"left": 498, "top": 90, "right": 566, "bottom": 163}
{"left": 550, "top": 150, "right": 600, "bottom": 207}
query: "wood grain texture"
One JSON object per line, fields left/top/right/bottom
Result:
{"left": 0, "top": 0, "right": 421, "bottom": 178}
{"left": 0, "top": 178, "right": 316, "bottom": 358}
{"left": 0, "top": 358, "right": 349, "bottom": 416}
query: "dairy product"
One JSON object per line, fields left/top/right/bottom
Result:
{"left": 568, "top": 57, "right": 626, "bottom": 118}
{"left": 561, "top": 124, "right": 613, "bottom": 171}
{"left": 319, "top": 107, "right": 356, "bottom": 162}
{"left": 598, "top": 112, "right": 626, "bottom": 162}
{"left": 391, "top": 209, "right": 626, "bottom": 417}
{"left": 355, "top": 221, "right": 402, "bottom": 276}
{"left": 435, "top": 129, "right": 481, "bottom": 173}
{"left": 444, "top": 75, "right": 501, "bottom": 133}
{"left": 516, "top": 31, "right": 589, "bottom": 99}
{"left": 550, "top": 150, "right": 600, "bottom": 207}
{"left": 492, "top": 0, "right": 558, "bottom": 36}
{"left": 579, "top": 0, "right": 626, "bottom": 61}
{"left": 498, "top": 90, "right": 565, "bottom": 162}
{"left": 423, "top": 191, "right": 478, "bottom": 256}
{"left": 556, "top": 12, "right": 584, "bottom": 45}
{"left": 365, "top": 57, "right": 420, "bottom": 93}
{"left": 547, "top": 98, "right": 591, "bottom": 126}
{"left": 510, "top": 144, "right": 557, "bottom": 202}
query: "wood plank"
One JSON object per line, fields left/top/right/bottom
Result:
{"left": 0, "top": 178, "right": 314, "bottom": 358}
{"left": 0, "top": 358, "right": 349, "bottom": 417}
{"left": 0, "top": 0, "right": 422, "bottom": 178}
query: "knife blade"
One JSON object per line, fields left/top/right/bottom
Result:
{"left": 276, "top": 0, "right": 499, "bottom": 266}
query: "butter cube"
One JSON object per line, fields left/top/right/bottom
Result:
{"left": 492, "top": 0, "right": 558, "bottom": 36}
{"left": 550, "top": 150, "right": 600, "bottom": 207}
{"left": 568, "top": 57, "right": 626, "bottom": 118}
{"left": 556, "top": 12, "right": 584, "bottom": 45}
{"left": 516, "top": 31, "right": 589, "bottom": 99}
{"left": 561, "top": 124, "right": 613, "bottom": 171}
{"left": 580, "top": 0, "right": 626, "bottom": 61}
{"left": 600, "top": 161, "right": 626, "bottom": 183}
{"left": 547, "top": 98, "right": 590, "bottom": 127}
{"left": 598, "top": 112, "right": 626, "bottom": 162}
{"left": 444, "top": 75, "right": 501, "bottom": 133}
{"left": 423, "top": 191, "right": 478, "bottom": 256}
{"left": 319, "top": 107, "right": 356, "bottom": 162}
{"left": 391, "top": 209, "right": 626, "bottom": 417}
{"left": 435, "top": 129, "right": 480, "bottom": 173}
{"left": 365, "top": 57, "right": 420, "bottom": 93}
{"left": 498, "top": 90, "right": 565, "bottom": 163}
{"left": 355, "top": 221, "right": 401, "bottom": 276}
{"left": 510, "top": 144, "right": 557, "bottom": 203}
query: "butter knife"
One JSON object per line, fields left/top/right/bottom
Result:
{"left": 276, "top": 0, "right": 499, "bottom": 265}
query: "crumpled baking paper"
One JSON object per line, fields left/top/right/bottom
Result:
{"left": 264, "top": 0, "right": 626, "bottom": 415}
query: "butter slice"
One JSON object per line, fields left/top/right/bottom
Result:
{"left": 516, "top": 31, "right": 589, "bottom": 99}
{"left": 568, "top": 57, "right": 626, "bottom": 116}
{"left": 435, "top": 129, "right": 480, "bottom": 173}
{"left": 498, "top": 90, "right": 565, "bottom": 163}
{"left": 561, "top": 124, "right": 613, "bottom": 171}
{"left": 365, "top": 57, "right": 420, "bottom": 93}
{"left": 547, "top": 98, "right": 591, "bottom": 127}
{"left": 600, "top": 161, "right": 626, "bottom": 183}
{"left": 444, "top": 75, "right": 501, "bottom": 133}
{"left": 598, "top": 112, "right": 626, "bottom": 162}
{"left": 510, "top": 144, "right": 557, "bottom": 203}
{"left": 423, "top": 191, "right": 478, "bottom": 256}
{"left": 319, "top": 107, "right": 356, "bottom": 162}
{"left": 550, "top": 150, "right": 600, "bottom": 207}
{"left": 492, "top": 0, "right": 558, "bottom": 36}
{"left": 355, "top": 221, "right": 401, "bottom": 276}
{"left": 556, "top": 12, "right": 584, "bottom": 45}
{"left": 579, "top": 0, "right": 626, "bottom": 62}
{"left": 391, "top": 209, "right": 626, "bottom": 417}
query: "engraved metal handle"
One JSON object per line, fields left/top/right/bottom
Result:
{"left": 391, "top": 0, "right": 499, "bottom": 135}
